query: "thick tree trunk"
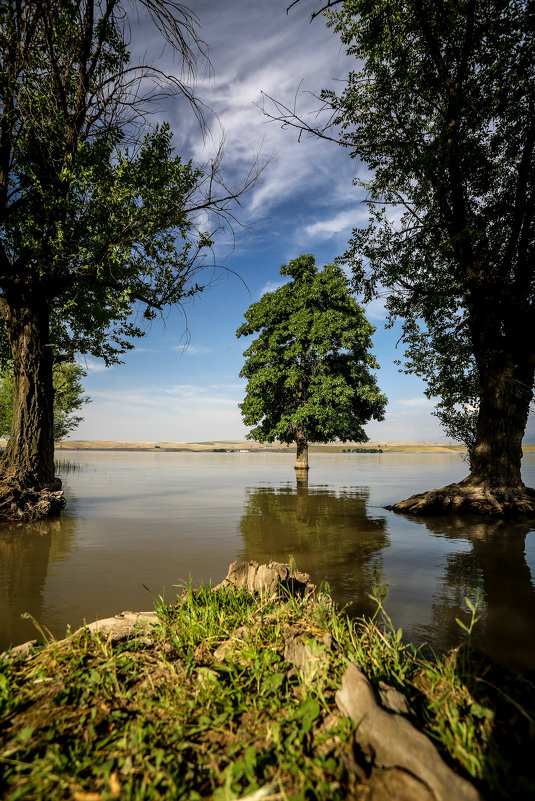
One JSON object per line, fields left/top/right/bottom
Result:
{"left": 469, "top": 361, "right": 532, "bottom": 487}
{"left": 0, "top": 292, "right": 64, "bottom": 521}
{"left": 392, "top": 359, "right": 535, "bottom": 517}
{"left": 294, "top": 431, "right": 309, "bottom": 470}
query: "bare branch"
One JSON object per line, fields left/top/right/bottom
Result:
{"left": 286, "top": 0, "right": 344, "bottom": 21}
{"left": 259, "top": 88, "right": 348, "bottom": 147}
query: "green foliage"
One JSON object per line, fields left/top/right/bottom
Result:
{"left": 0, "top": 586, "right": 355, "bottom": 800}
{"left": 317, "top": 0, "right": 535, "bottom": 451}
{"left": 0, "top": 362, "right": 89, "bottom": 441}
{"left": 0, "top": 2, "right": 258, "bottom": 486}
{"left": 1, "top": 581, "right": 534, "bottom": 799}
{"left": 0, "top": 1, "right": 232, "bottom": 365}
{"left": 236, "top": 254, "right": 386, "bottom": 446}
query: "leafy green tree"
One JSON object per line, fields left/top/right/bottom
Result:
{"left": 0, "top": 362, "right": 89, "bottom": 441}
{"left": 236, "top": 254, "right": 386, "bottom": 469}
{"left": 277, "top": 0, "right": 535, "bottom": 514}
{"left": 0, "top": 1, "right": 258, "bottom": 517}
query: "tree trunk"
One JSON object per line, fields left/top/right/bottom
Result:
{"left": 391, "top": 357, "right": 535, "bottom": 517}
{"left": 0, "top": 292, "right": 64, "bottom": 521}
{"left": 469, "top": 360, "right": 532, "bottom": 487}
{"left": 294, "top": 431, "right": 309, "bottom": 470}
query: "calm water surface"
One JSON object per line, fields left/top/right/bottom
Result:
{"left": 1, "top": 451, "right": 534, "bottom": 668}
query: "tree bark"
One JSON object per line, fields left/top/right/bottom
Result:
{"left": 392, "top": 357, "right": 535, "bottom": 517}
{"left": 469, "top": 360, "right": 533, "bottom": 487}
{"left": 294, "top": 431, "right": 309, "bottom": 470}
{"left": 0, "top": 291, "right": 63, "bottom": 521}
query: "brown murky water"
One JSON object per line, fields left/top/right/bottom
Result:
{"left": 1, "top": 451, "right": 534, "bottom": 668}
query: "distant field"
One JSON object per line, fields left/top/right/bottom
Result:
{"left": 48, "top": 439, "right": 535, "bottom": 454}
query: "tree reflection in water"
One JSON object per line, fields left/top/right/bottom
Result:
{"left": 239, "top": 474, "right": 535, "bottom": 668}
{"left": 0, "top": 516, "right": 77, "bottom": 651}
{"left": 238, "top": 473, "right": 389, "bottom": 619}
{"left": 413, "top": 516, "right": 535, "bottom": 669}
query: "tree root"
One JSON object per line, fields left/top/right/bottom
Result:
{"left": 0, "top": 480, "right": 65, "bottom": 522}
{"left": 388, "top": 480, "right": 535, "bottom": 517}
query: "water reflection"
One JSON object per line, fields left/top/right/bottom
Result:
{"left": 0, "top": 517, "right": 77, "bottom": 650}
{"left": 238, "top": 477, "right": 535, "bottom": 668}
{"left": 238, "top": 479, "right": 389, "bottom": 619}
{"left": 413, "top": 517, "right": 535, "bottom": 668}
{"left": 1, "top": 451, "right": 534, "bottom": 669}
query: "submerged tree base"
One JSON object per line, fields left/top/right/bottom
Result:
{"left": 0, "top": 478, "right": 65, "bottom": 522}
{"left": 389, "top": 478, "right": 535, "bottom": 517}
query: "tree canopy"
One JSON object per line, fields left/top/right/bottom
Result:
{"left": 237, "top": 254, "right": 386, "bottom": 469}
{"left": 0, "top": 0, "right": 259, "bottom": 516}
{"left": 273, "top": 0, "right": 535, "bottom": 514}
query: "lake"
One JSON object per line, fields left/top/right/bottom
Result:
{"left": 1, "top": 451, "right": 534, "bottom": 668}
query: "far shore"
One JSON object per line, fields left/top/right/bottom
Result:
{"left": 45, "top": 438, "right": 535, "bottom": 454}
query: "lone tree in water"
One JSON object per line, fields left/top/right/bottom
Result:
{"left": 0, "top": 1, "right": 258, "bottom": 520}
{"left": 236, "top": 254, "right": 386, "bottom": 470}
{"left": 270, "top": 0, "right": 535, "bottom": 515}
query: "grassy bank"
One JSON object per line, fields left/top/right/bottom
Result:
{"left": 1, "top": 583, "right": 534, "bottom": 800}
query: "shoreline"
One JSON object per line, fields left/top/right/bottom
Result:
{"left": 2, "top": 561, "right": 531, "bottom": 800}
{"left": 50, "top": 439, "right": 535, "bottom": 454}
{"left": 52, "top": 438, "right": 469, "bottom": 453}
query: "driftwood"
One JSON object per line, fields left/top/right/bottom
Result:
{"left": 336, "top": 663, "right": 483, "bottom": 801}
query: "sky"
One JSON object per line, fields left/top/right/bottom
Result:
{"left": 72, "top": 0, "right": 534, "bottom": 444}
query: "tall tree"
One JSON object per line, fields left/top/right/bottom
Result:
{"left": 236, "top": 254, "right": 386, "bottom": 469}
{"left": 0, "top": 1, "right": 258, "bottom": 519}
{"left": 273, "top": 0, "right": 535, "bottom": 515}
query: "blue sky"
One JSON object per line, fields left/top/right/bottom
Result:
{"left": 72, "top": 0, "right": 535, "bottom": 444}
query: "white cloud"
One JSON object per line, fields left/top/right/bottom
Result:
{"left": 79, "top": 358, "right": 111, "bottom": 374}
{"left": 257, "top": 278, "right": 289, "bottom": 297}
{"left": 364, "top": 410, "right": 446, "bottom": 442}
{"left": 160, "top": 0, "right": 360, "bottom": 232}
{"left": 301, "top": 209, "right": 366, "bottom": 240}
{"left": 364, "top": 297, "right": 388, "bottom": 321}
{"left": 398, "top": 397, "right": 436, "bottom": 408}
{"left": 73, "top": 383, "right": 248, "bottom": 441}
{"left": 172, "top": 344, "right": 213, "bottom": 355}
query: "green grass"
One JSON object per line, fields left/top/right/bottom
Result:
{"left": 1, "top": 582, "right": 534, "bottom": 800}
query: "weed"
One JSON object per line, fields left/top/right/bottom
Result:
{"left": 53, "top": 458, "right": 84, "bottom": 474}
{"left": 455, "top": 588, "right": 484, "bottom": 638}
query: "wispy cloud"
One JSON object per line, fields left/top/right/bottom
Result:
{"left": 398, "top": 397, "right": 436, "bottom": 408}
{"left": 301, "top": 209, "right": 367, "bottom": 240}
{"left": 75, "top": 382, "right": 248, "bottom": 441}
{"left": 257, "top": 278, "right": 289, "bottom": 297}
{"left": 78, "top": 358, "right": 111, "bottom": 374}
{"left": 364, "top": 297, "right": 388, "bottom": 321}
{"left": 162, "top": 1, "right": 361, "bottom": 235}
{"left": 172, "top": 344, "right": 213, "bottom": 355}
{"left": 364, "top": 410, "right": 446, "bottom": 442}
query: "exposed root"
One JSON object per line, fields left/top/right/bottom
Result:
{"left": 0, "top": 480, "right": 65, "bottom": 522}
{"left": 388, "top": 480, "right": 535, "bottom": 517}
